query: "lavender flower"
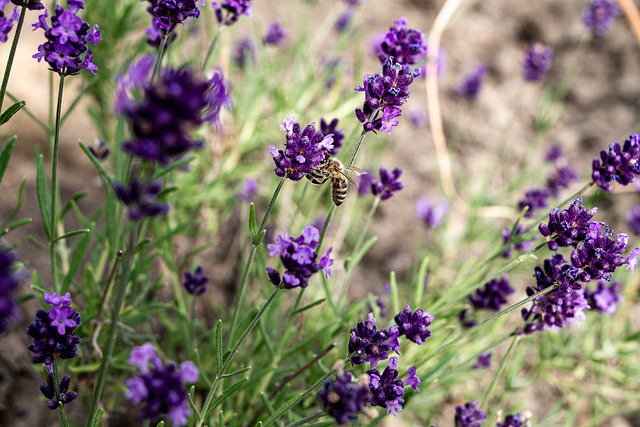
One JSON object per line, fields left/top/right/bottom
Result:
{"left": 546, "top": 164, "right": 577, "bottom": 196}
{"left": 538, "top": 198, "right": 598, "bottom": 251}
{"left": 0, "top": 0, "right": 19, "bottom": 43}
{"left": 415, "top": 197, "right": 448, "bottom": 228}
{"left": 367, "top": 357, "right": 420, "bottom": 416}
{"left": 355, "top": 57, "right": 419, "bottom": 134}
{"left": 583, "top": 0, "right": 619, "bottom": 37}
{"left": 585, "top": 280, "right": 623, "bottom": 315}
{"left": 317, "top": 371, "right": 371, "bottom": 425}
{"left": 112, "top": 178, "right": 169, "bottom": 221}
{"left": 32, "top": 1, "right": 101, "bottom": 75}
{"left": 591, "top": 133, "right": 640, "bottom": 192}
{"left": 320, "top": 117, "right": 344, "bottom": 155}
{"left": 10, "top": 0, "right": 44, "bottom": 10}
{"left": 497, "top": 412, "right": 530, "bottom": 427}
{"left": 545, "top": 144, "right": 564, "bottom": 162}
{"left": 122, "top": 67, "right": 231, "bottom": 164}
{"left": 113, "top": 55, "right": 154, "bottom": 114}
{"left": 335, "top": 8, "right": 354, "bottom": 33}
{"left": 376, "top": 18, "right": 427, "bottom": 71}
{"left": 627, "top": 204, "right": 640, "bottom": 235}
{"left": 371, "top": 167, "right": 404, "bottom": 201}
{"left": 394, "top": 305, "right": 434, "bottom": 345}
{"left": 27, "top": 292, "right": 80, "bottom": 365}
{"left": 263, "top": 21, "right": 286, "bottom": 45}
{"left": 455, "top": 401, "right": 487, "bottom": 427}
{"left": 408, "top": 107, "right": 428, "bottom": 128}
{"left": 357, "top": 171, "right": 375, "bottom": 197}
{"left": 125, "top": 343, "right": 199, "bottom": 426}
{"left": 473, "top": 353, "right": 491, "bottom": 370}
{"left": 183, "top": 265, "right": 209, "bottom": 296}
{"left": 88, "top": 139, "right": 110, "bottom": 160}
{"left": 236, "top": 178, "right": 256, "bottom": 202}
{"left": 268, "top": 116, "right": 334, "bottom": 181}
{"left": 145, "top": 0, "right": 201, "bottom": 46}
{"left": 266, "top": 225, "right": 333, "bottom": 289}
{"left": 212, "top": 0, "right": 251, "bottom": 26}
{"left": 40, "top": 370, "right": 77, "bottom": 409}
{"left": 0, "top": 247, "right": 25, "bottom": 333}
{"left": 233, "top": 36, "right": 255, "bottom": 69}
{"left": 517, "top": 187, "right": 550, "bottom": 218}
{"left": 522, "top": 43, "right": 552, "bottom": 82}
{"left": 502, "top": 225, "right": 532, "bottom": 258}
{"left": 456, "top": 65, "right": 487, "bottom": 101}
{"left": 469, "top": 275, "right": 514, "bottom": 311}
{"left": 348, "top": 313, "right": 400, "bottom": 368}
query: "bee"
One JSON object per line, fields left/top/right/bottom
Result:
{"left": 306, "top": 155, "right": 367, "bottom": 206}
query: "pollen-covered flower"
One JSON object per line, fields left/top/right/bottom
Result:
{"left": 522, "top": 43, "right": 552, "bottom": 82}
{"left": 583, "top": 0, "right": 619, "bottom": 37}
{"left": 517, "top": 187, "right": 550, "bottom": 218}
{"left": 415, "top": 197, "right": 448, "bottom": 228}
{"left": 263, "top": 20, "right": 286, "bottom": 45}
{"left": 367, "top": 357, "right": 420, "bottom": 416}
{"left": 317, "top": 371, "right": 371, "bottom": 425}
{"left": 125, "top": 343, "right": 199, "bottom": 426}
{"left": 456, "top": 65, "right": 486, "bottom": 101}
{"left": 27, "top": 292, "right": 80, "bottom": 365}
{"left": 0, "top": 247, "right": 25, "bottom": 333}
{"left": 183, "top": 265, "right": 209, "bottom": 296}
{"left": 469, "top": 275, "right": 514, "bottom": 311}
{"left": 320, "top": 117, "right": 344, "bottom": 155}
{"left": 212, "top": 0, "right": 251, "bottom": 26}
{"left": 122, "top": 67, "right": 231, "bottom": 164}
{"left": 371, "top": 167, "right": 404, "bottom": 201}
{"left": 393, "top": 305, "right": 434, "bottom": 345}
{"left": 376, "top": 18, "right": 426, "bottom": 71}
{"left": 268, "top": 116, "right": 334, "bottom": 181}
{"left": 585, "top": 280, "right": 623, "bottom": 315}
{"left": 266, "top": 225, "right": 333, "bottom": 289}
{"left": 538, "top": 198, "right": 598, "bottom": 251}
{"left": 455, "top": 401, "right": 487, "bottom": 427}
{"left": 348, "top": 313, "right": 400, "bottom": 368}
{"left": 112, "top": 178, "right": 169, "bottom": 221}
{"left": 0, "top": 0, "right": 19, "bottom": 43}
{"left": 144, "top": 0, "right": 201, "bottom": 46}
{"left": 591, "top": 133, "right": 640, "bottom": 192}
{"left": 32, "top": 1, "right": 101, "bottom": 75}
{"left": 40, "top": 370, "right": 77, "bottom": 409}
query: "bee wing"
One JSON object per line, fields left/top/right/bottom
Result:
{"left": 338, "top": 170, "right": 359, "bottom": 186}
{"left": 342, "top": 165, "right": 367, "bottom": 176}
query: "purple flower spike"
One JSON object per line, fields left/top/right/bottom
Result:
{"left": 592, "top": 133, "right": 640, "bottom": 192}
{"left": 546, "top": 164, "right": 578, "bottom": 196}
{"left": 236, "top": 178, "right": 257, "bottom": 202}
{"left": 317, "top": 371, "right": 371, "bottom": 425}
{"left": 585, "top": 280, "right": 623, "bottom": 315}
{"left": 628, "top": 204, "right": 640, "bottom": 235}
{"left": 522, "top": 42, "right": 552, "bottom": 82}
{"left": 367, "top": 357, "right": 416, "bottom": 416}
{"left": 145, "top": 0, "right": 201, "bottom": 46}
{"left": 112, "top": 178, "right": 169, "bottom": 221}
{"left": 456, "top": 65, "right": 487, "bottom": 101}
{"left": 473, "top": 352, "right": 492, "bottom": 370}
{"left": 113, "top": 55, "right": 154, "bottom": 115}
{"left": 469, "top": 275, "right": 514, "bottom": 311}
{"left": 517, "top": 187, "right": 550, "bottom": 218}
{"left": 233, "top": 36, "right": 255, "bottom": 69}
{"left": 320, "top": 118, "right": 344, "bottom": 155}
{"left": 40, "top": 371, "right": 77, "bottom": 409}
{"left": 335, "top": 8, "right": 354, "bottom": 33}
{"left": 376, "top": 18, "right": 427, "bottom": 71}
{"left": 455, "top": 401, "right": 487, "bottom": 427}
{"left": 212, "top": 0, "right": 252, "bottom": 26}
{"left": 11, "top": 0, "right": 44, "bottom": 10}
{"left": 348, "top": 313, "right": 400, "bottom": 368}
{"left": 32, "top": 3, "right": 101, "bottom": 75}
{"left": 371, "top": 167, "right": 404, "bottom": 201}
{"left": 415, "top": 197, "right": 448, "bottom": 228}
{"left": 538, "top": 198, "right": 598, "bottom": 251}
{"left": 497, "top": 412, "right": 529, "bottom": 427}
{"left": 583, "top": 0, "right": 619, "bottom": 37}
{"left": 393, "top": 305, "right": 434, "bottom": 345}
{"left": 0, "top": 247, "right": 25, "bottom": 333}
{"left": 183, "top": 265, "right": 209, "bottom": 296}
{"left": 502, "top": 225, "right": 533, "bottom": 258}
{"left": 0, "top": 0, "right": 19, "bottom": 43}
{"left": 263, "top": 21, "right": 286, "bottom": 45}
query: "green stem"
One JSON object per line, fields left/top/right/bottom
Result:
{"left": 201, "top": 27, "right": 222, "bottom": 73}
{"left": 197, "top": 287, "right": 283, "bottom": 426}
{"left": 0, "top": 6, "right": 26, "bottom": 111}
{"left": 227, "top": 177, "right": 285, "bottom": 348}
{"left": 50, "top": 75, "right": 66, "bottom": 292}
{"left": 481, "top": 335, "right": 518, "bottom": 409}
{"left": 151, "top": 36, "right": 168, "bottom": 82}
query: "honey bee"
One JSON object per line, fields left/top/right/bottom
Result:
{"left": 306, "top": 155, "right": 367, "bottom": 206}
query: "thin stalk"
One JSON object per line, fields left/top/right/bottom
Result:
{"left": 197, "top": 287, "right": 283, "bottom": 426}
{"left": 0, "top": 6, "right": 26, "bottom": 110}
{"left": 50, "top": 75, "right": 66, "bottom": 292}
{"left": 227, "top": 177, "right": 285, "bottom": 348}
{"left": 201, "top": 27, "right": 222, "bottom": 73}
{"left": 151, "top": 36, "right": 168, "bottom": 82}
{"left": 481, "top": 335, "right": 519, "bottom": 408}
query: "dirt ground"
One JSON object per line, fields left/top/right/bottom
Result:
{"left": 1, "top": 0, "right": 639, "bottom": 426}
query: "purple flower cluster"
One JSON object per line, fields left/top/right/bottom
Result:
{"left": 0, "top": 247, "right": 25, "bottom": 333}
{"left": 32, "top": 1, "right": 101, "bottom": 76}
{"left": 317, "top": 371, "right": 371, "bottom": 425}
{"left": 415, "top": 197, "right": 448, "bottom": 228}
{"left": 370, "top": 167, "right": 404, "bottom": 201}
{"left": 145, "top": 0, "right": 201, "bottom": 46}
{"left": 0, "top": 0, "right": 19, "bottom": 43}
{"left": 348, "top": 312, "right": 400, "bottom": 367}
{"left": 266, "top": 225, "right": 333, "bottom": 289}
{"left": 10, "top": 0, "right": 44, "bottom": 10}
{"left": 335, "top": 8, "right": 354, "bottom": 33}
{"left": 592, "top": 133, "right": 640, "bottom": 192}
{"left": 497, "top": 412, "right": 529, "bottom": 427}
{"left": 183, "top": 265, "right": 209, "bottom": 296}
{"left": 125, "top": 342, "right": 199, "bottom": 426}
{"left": 367, "top": 357, "right": 420, "bottom": 416}
{"left": 455, "top": 401, "right": 487, "bottom": 427}
{"left": 469, "top": 275, "right": 515, "bottom": 311}
{"left": 121, "top": 67, "right": 231, "bottom": 165}
{"left": 375, "top": 18, "right": 426, "bottom": 71}
{"left": 355, "top": 57, "right": 419, "bottom": 134}
{"left": 40, "top": 370, "right": 77, "bottom": 409}
{"left": 522, "top": 42, "right": 552, "bottom": 82}
{"left": 212, "top": 0, "right": 251, "bottom": 26}
{"left": 233, "top": 36, "right": 255, "bottom": 69}
{"left": 394, "top": 305, "right": 434, "bottom": 345}
{"left": 456, "top": 65, "right": 487, "bottom": 101}
{"left": 263, "top": 20, "right": 286, "bottom": 45}
{"left": 517, "top": 188, "right": 550, "bottom": 218}
{"left": 502, "top": 225, "right": 533, "bottom": 258}
{"left": 268, "top": 116, "right": 334, "bottom": 181}
{"left": 320, "top": 117, "right": 344, "bottom": 155}
{"left": 112, "top": 177, "right": 169, "bottom": 221}
{"left": 539, "top": 198, "right": 598, "bottom": 251}
{"left": 627, "top": 204, "right": 640, "bottom": 235}
{"left": 473, "top": 352, "right": 492, "bottom": 370}
{"left": 27, "top": 292, "right": 80, "bottom": 365}
{"left": 236, "top": 178, "right": 256, "bottom": 202}
{"left": 583, "top": 0, "right": 619, "bottom": 37}
{"left": 585, "top": 280, "right": 623, "bottom": 315}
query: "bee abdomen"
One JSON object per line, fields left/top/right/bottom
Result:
{"left": 331, "top": 178, "right": 348, "bottom": 206}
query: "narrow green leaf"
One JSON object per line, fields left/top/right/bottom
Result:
{"left": 249, "top": 203, "right": 257, "bottom": 240}
{"left": 218, "top": 411, "right": 226, "bottom": 427}
{"left": 291, "top": 298, "right": 326, "bottom": 315}
{"left": 31, "top": 270, "right": 46, "bottom": 294}
{"left": 219, "top": 366, "right": 251, "bottom": 379}
{"left": 89, "top": 408, "right": 104, "bottom": 427}
{"left": 61, "top": 227, "right": 93, "bottom": 293}
{"left": 0, "top": 136, "right": 17, "bottom": 183}
{"left": 254, "top": 229, "right": 266, "bottom": 246}
{"left": 0, "top": 100, "right": 26, "bottom": 125}
{"left": 154, "top": 422, "right": 165, "bottom": 427}
{"left": 260, "top": 393, "right": 275, "bottom": 416}
{"left": 36, "top": 152, "right": 52, "bottom": 240}
{"left": 344, "top": 236, "right": 377, "bottom": 271}
{"left": 1, "top": 218, "right": 32, "bottom": 237}
{"left": 215, "top": 319, "right": 223, "bottom": 374}
{"left": 1, "top": 178, "right": 26, "bottom": 227}
{"left": 187, "top": 386, "right": 201, "bottom": 423}
{"left": 206, "top": 377, "right": 249, "bottom": 417}
{"left": 390, "top": 271, "right": 399, "bottom": 316}
{"left": 69, "top": 362, "right": 101, "bottom": 373}
{"left": 61, "top": 191, "right": 88, "bottom": 219}
{"left": 414, "top": 256, "right": 429, "bottom": 307}
{"left": 52, "top": 228, "right": 90, "bottom": 243}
